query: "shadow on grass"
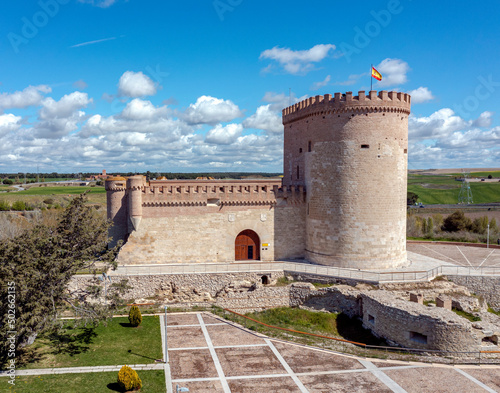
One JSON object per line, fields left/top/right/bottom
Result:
{"left": 47, "top": 326, "right": 98, "bottom": 356}
{"left": 107, "top": 382, "right": 124, "bottom": 392}
{"left": 119, "top": 322, "right": 134, "bottom": 328}
{"left": 336, "top": 313, "right": 387, "bottom": 346}
{"left": 127, "top": 349, "right": 161, "bottom": 362}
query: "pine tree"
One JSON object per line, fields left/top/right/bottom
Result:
{"left": 0, "top": 193, "right": 121, "bottom": 367}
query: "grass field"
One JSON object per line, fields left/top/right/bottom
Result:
{"left": 0, "top": 370, "right": 165, "bottom": 393}
{"left": 214, "top": 307, "right": 386, "bottom": 347}
{"left": 407, "top": 174, "right": 500, "bottom": 204}
{"left": 0, "top": 187, "right": 106, "bottom": 209}
{"left": 20, "top": 316, "right": 163, "bottom": 369}
{"left": 449, "top": 171, "right": 500, "bottom": 178}
{"left": 17, "top": 186, "right": 106, "bottom": 195}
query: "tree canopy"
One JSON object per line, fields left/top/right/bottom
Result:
{"left": 0, "top": 193, "right": 121, "bottom": 366}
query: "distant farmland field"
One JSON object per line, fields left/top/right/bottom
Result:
{"left": 407, "top": 173, "right": 500, "bottom": 205}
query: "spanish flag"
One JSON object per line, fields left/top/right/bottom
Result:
{"left": 371, "top": 66, "right": 382, "bottom": 81}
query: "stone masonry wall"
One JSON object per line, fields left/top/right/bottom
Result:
{"left": 116, "top": 203, "right": 305, "bottom": 264}
{"left": 447, "top": 275, "right": 500, "bottom": 311}
{"left": 360, "top": 291, "right": 479, "bottom": 352}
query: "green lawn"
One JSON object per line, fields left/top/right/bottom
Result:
{"left": 16, "top": 186, "right": 106, "bottom": 195}
{"left": 0, "top": 370, "right": 165, "bottom": 393}
{"left": 214, "top": 307, "right": 386, "bottom": 347}
{"left": 20, "top": 316, "right": 163, "bottom": 369}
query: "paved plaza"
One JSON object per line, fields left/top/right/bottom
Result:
{"left": 161, "top": 312, "right": 500, "bottom": 393}
{"left": 407, "top": 243, "right": 500, "bottom": 269}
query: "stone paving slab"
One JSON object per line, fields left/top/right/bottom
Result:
{"left": 272, "top": 341, "right": 364, "bottom": 373}
{"left": 299, "top": 372, "right": 394, "bottom": 393}
{"left": 168, "top": 349, "right": 218, "bottom": 380}
{"left": 384, "top": 367, "right": 489, "bottom": 393}
{"left": 167, "top": 326, "right": 207, "bottom": 348}
{"left": 172, "top": 379, "right": 224, "bottom": 392}
{"left": 166, "top": 313, "right": 200, "bottom": 326}
{"left": 458, "top": 368, "right": 500, "bottom": 392}
{"left": 203, "top": 314, "right": 225, "bottom": 324}
{"left": 215, "top": 346, "right": 287, "bottom": 377}
{"left": 207, "top": 323, "right": 266, "bottom": 347}
{"left": 227, "top": 376, "right": 301, "bottom": 392}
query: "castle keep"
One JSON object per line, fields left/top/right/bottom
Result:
{"left": 106, "top": 90, "right": 411, "bottom": 269}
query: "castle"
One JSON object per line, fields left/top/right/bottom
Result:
{"left": 106, "top": 90, "right": 411, "bottom": 269}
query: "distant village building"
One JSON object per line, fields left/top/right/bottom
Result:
{"left": 106, "top": 91, "right": 411, "bottom": 269}
{"left": 87, "top": 170, "right": 109, "bottom": 181}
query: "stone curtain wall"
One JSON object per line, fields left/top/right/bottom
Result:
{"left": 448, "top": 276, "right": 500, "bottom": 311}
{"left": 117, "top": 207, "right": 276, "bottom": 264}
{"left": 115, "top": 203, "right": 306, "bottom": 264}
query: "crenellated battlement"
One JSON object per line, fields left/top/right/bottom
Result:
{"left": 282, "top": 90, "right": 411, "bottom": 124}
{"left": 106, "top": 178, "right": 305, "bottom": 213}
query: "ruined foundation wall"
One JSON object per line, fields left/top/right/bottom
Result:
{"left": 447, "top": 275, "right": 500, "bottom": 311}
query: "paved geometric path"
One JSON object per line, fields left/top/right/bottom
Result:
{"left": 3, "top": 312, "right": 499, "bottom": 392}
{"left": 164, "top": 312, "right": 500, "bottom": 393}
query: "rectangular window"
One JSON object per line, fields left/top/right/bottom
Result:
{"left": 361, "top": 144, "right": 370, "bottom": 149}
{"left": 368, "top": 314, "right": 375, "bottom": 324}
{"left": 409, "top": 331, "right": 428, "bottom": 345}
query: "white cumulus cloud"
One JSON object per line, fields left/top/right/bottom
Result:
{"left": 118, "top": 71, "right": 157, "bottom": 97}
{"left": 376, "top": 58, "right": 410, "bottom": 87}
{"left": 78, "top": 0, "right": 117, "bottom": 8}
{"left": 407, "top": 87, "right": 434, "bottom": 104}
{"left": 243, "top": 105, "right": 283, "bottom": 134}
{"left": 183, "top": 95, "right": 243, "bottom": 125}
{"left": 0, "top": 85, "right": 52, "bottom": 111}
{"left": 0, "top": 114, "right": 22, "bottom": 137}
{"left": 121, "top": 99, "right": 168, "bottom": 120}
{"left": 311, "top": 75, "right": 331, "bottom": 90}
{"left": 259, "top": 44, "right": 335, "bottom": 74}
{"left": 205, "top": 123, "right": 243, "bottom": 145}
{"left": 40, "top": 92, "right": 92, "bottom": 120}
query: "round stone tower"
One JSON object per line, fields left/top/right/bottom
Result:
{"left": 282, "top": 90, "right": 411, "bottom": 269}
{"left": 127, "top": 175, "right": 144, "bottom": 233}
{"left": 105, "top": 176, "right": 128, "bottom": 248}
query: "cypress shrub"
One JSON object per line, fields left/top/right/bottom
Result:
{"left": 117, "top": 365, "right": 142, "bottom": 391}
{"left": 128, "top": 305, "right": 142, "bottom": 327}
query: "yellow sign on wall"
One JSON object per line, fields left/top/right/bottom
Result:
{"left": 262, "top": 243, "right": 269, "bottom": 247}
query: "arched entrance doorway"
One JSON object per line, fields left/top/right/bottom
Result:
{"left": 235, "top": 230, "right": 260, "bottom": 261}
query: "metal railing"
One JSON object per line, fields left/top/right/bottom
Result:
{"left": 108, "top": 261, "right": 500, "bottom": 283}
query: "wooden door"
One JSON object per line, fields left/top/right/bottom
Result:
{"left": 235, "top": 230, "right": 260, "bottom": 261}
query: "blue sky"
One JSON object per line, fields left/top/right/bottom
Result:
{"left": 1, "top": 0, "right": 499, "bottom": 174}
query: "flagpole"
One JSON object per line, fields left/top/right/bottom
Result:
{"left": 370, "top": 64, "right": 373, "bottom": 91}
